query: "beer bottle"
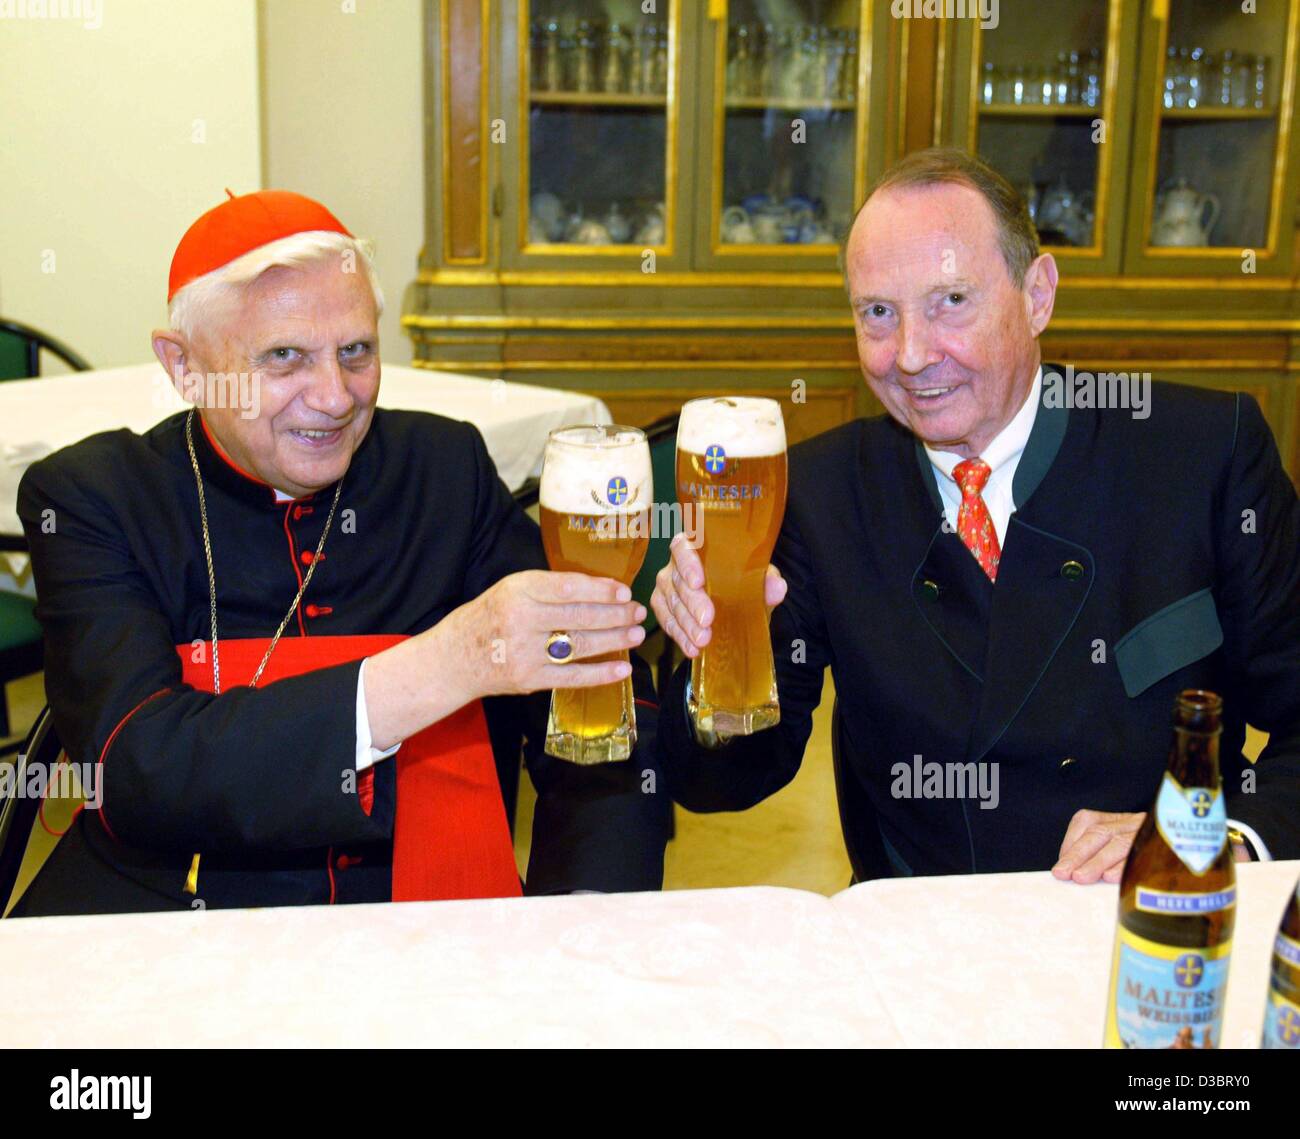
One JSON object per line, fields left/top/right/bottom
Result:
{"left": 1262, "top": 874, "right": 1300, "bottom": 1049}
{"left": 1104, "top": 690, "right": 1236, "bottom": 1049}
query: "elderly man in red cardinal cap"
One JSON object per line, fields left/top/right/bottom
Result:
{"left": 11, "top": 190, "right": 667, "bottom": 916}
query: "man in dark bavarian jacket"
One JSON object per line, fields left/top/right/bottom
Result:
{"left": 652, "top": 149, "right": 1300, "bottom": 881}
{"left": 12, "top": 190, "right": 666, "bottom": 916}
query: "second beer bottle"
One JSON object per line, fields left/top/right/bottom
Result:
{"left": 1262, "top": 873, "right": 1300, "bottom": 1049}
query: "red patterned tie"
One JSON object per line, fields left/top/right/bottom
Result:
{"left": 952, "top": 458, "right": 1000, "bottom": 582}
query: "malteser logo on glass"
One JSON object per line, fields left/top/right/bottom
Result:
{"left": 50, "top": 1070, "right": 151, "bottom": 1119}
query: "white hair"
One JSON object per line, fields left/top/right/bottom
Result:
{"left": 168, "top": 229, "right": 385, "bottom": 343}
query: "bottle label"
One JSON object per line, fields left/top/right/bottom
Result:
{"left": 1105, "top": 926, "right": 1231, "bottom": 1049}
{"left": 1262, "top": 987, "right": 1300, "bottom": 1050}
{"left": 1154, "top": 774, "right": 1226, "bottom": 875}
{"left": 1278, "top": 932, "right": 1300, "bottom": 969}
{"left": 1135, "top": 885, "right": 1236, "bottom": 915}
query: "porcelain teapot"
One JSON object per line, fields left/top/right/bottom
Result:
{"left": 530, "top": 192, "right": 566, "bottom": 242}
{"left": 1035, "top": 178, "right": 1096, "bottom": 246}
{"left": 566, "top": 216, "right": 612, "bottom": 245}
{"left": 1152, "top": 179, "right": 1220, "bottom": 246}
{"left": 603, "top": 203, "right": 632, "bottom": 244}
{"left": 634, "top": 202, "right": 666, "bottom": 245}
{"left": 721, "top": 205, "right": 756, "bottom": 243}
{"left": 1036, "top": 178, "right": 1078, "bottom": 232}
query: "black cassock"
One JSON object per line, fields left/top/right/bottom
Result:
{"left": 13, "top": 408, "right": 668, "bottom": 915}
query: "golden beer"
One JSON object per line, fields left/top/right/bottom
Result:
{"left": 539, "top": 426, "right": 651, "bottom": 764}
{"left": 676, "top": 397, "right": 787, "bottom": 736}
{"left": 1104, "top": 690, "right": 1235, "bottom": 1049}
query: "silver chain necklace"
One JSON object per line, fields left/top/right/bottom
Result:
{"left": 184, "top": 409, "right": 343, "bottom": 692}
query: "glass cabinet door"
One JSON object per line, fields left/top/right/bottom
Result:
{"left": 696, "top": 0, "right": 874, "bottom": 269}
{"left": 1125, "top": 0, "right": 1299, "bottom": 272}
{"left": 962, "top": 0, "right": 1128, "bottom": 271}
{"left": 508, "top": 0, "right": 683, "bottom": 263}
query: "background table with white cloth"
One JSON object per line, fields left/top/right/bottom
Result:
{"left": 1, "top": 862, "right": 1292, "bottom": 1048}
{"left": 0, "top": 363, "right": 611, "bottom": 541}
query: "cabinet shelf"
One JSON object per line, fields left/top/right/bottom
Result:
{"left": 529, "top": 90, "right": 668, "bottom": 108}
{"left": 724, "top": 96, "right": 856, "bottom": 112}
{"left": 1160, "top": 106, "right": 1275, "bottom": 121}
{"left": 978, "top": 102, "right": 1100, "bottom": 117}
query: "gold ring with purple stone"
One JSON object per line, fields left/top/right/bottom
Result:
{"left": 545, "top": 631, "right": 576, "bottom": 664}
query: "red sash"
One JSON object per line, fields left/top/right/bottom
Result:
{"left": 176, "top": 635, "right": 522, "bottom": 902}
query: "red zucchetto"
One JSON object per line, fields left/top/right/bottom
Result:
{"left": 167, "top": 189, "right": 352, "bottom": 301}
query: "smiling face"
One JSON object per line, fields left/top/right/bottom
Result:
{"left": 845, "top": 180, "right": 1057, "bottom": 458}
{"left": 155, "top": 256, "right": 380, "bottom": 497}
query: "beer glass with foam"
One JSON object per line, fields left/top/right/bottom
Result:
{"left": 676, "top": 397, "right": 787, "bottom": 736}
{"left": 539, "top": 425, "right": 651, "bottom": 763}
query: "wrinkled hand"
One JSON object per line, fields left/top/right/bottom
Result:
{"left": 1053, "top": 810, "right": 1145, "bottom": 884}
{"left": 441, "top": 569, "right": 645, "bottom": 699}
{"left": 650, "top": 532, "right": 787, "bottom": 658}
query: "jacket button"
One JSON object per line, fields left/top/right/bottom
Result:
{"left": 304, "top": 604, "right": 333, "bottom": 619}
{"left": 1060, "top": 560, "right": 1085, "bottom": 580}
{"left": 301, "top": 550, "right": 324, "bottom": 566}
{"left": 293, "top": 506, "right": 303, "bottom": 520}
{"left": 336, "top": 854, "right": 362, "bottom": 870}
{"left": 921, "top": 579, "right": 941, "bottom": 601}
{"left": 1059, "top": 756, "right": 1078, "bottom": 770}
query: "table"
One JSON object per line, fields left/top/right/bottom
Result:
{"left": 0, "top": 363, "right": 611, "bottom": 538}
{"left": 2, "top": 861, "right": 1292, "bottom": 1048}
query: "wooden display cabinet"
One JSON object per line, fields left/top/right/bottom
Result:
{"left": 406, "top": 0, "right": 895, "bottom": 444}
{"left": 408, "top": 1, "right": 1300, "bottom": 479}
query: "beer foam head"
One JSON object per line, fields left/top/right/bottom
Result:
{"left": 541, "top": 425, "right": 653, "bottom": 514}
{"left": 677, "top": 397, "right": 786, "bottom": 459}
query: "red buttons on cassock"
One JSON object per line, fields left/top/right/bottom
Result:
{"left": 336, "top": 854, "right": 363, "bottom": 870}
{"left": 304, "top": 604, "right": 333, "bottom": 619}
{"left": 300, "top": 550, "right": 314, "bottom": 565}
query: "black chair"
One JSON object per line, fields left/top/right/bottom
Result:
{"left": 0, "top": 599, "right": 42, "bottom": 744}
{"left": 830, "top": 696, "right": 894, "bottom": 884}
{"left": 0, "top": 320, "right": 86, "bottom": 740}
{"left": 0, "top": 705, "right": 60, "bottom": 917}
{"left": 0, "top": 318, "right": 92, "bottom": 382}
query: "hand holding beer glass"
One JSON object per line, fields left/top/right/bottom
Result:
{"left": 540, "top": 425, "right": 652, "bottom": 763}
{"left": 658, "top": 398, "right": 788, "bottom": 737}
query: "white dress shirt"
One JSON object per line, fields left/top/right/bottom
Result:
{"left": 919, "top": 368, "right": 1271, "bottom": 860}
{"left": 924, "top": 367, "right": 1042, "bottom": 549}
{"left": 271, "top": 489, "right": 400, "bottom": 773}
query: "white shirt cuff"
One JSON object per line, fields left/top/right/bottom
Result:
{"left": 1227, "top": 817, "right": 1273, "bottom": 861}
{"left": 355, "top": 658, "right": 401, "bottom": 773}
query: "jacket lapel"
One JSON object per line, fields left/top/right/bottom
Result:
{"left": 911, "top": 525, "right": 995, "bottom": 682}
{"left": 969, "top": 370, "right": 1089, "bottom": 761}
{"left": 967, "top": 516, "right": 1094, "bottom": 762}
{"left": 908, "top": 365, "right": 1090, "bottom": 761}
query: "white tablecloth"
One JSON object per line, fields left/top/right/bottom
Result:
{"left": 2, "top": 862, "right": 1292, "bottom": 1048}
{"left": 0, "top": 363, "right": 611, "bottom": 538}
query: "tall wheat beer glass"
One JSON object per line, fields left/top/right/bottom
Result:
{"left": 676, "top": 397, "right": 787, "bottom": 736}
{"left": 540, "top": 425, "right": 651, "bottom": 763}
